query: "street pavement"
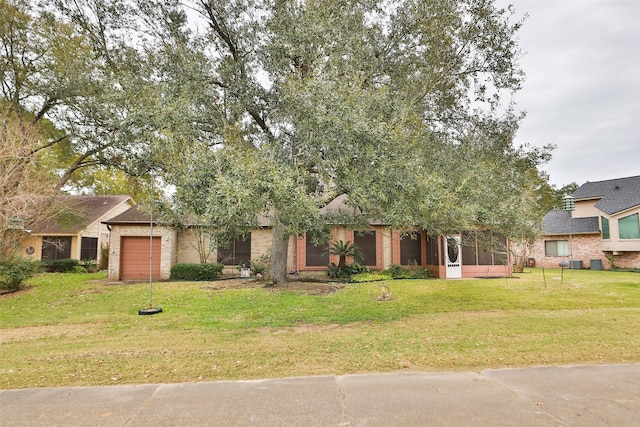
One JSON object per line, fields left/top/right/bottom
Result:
{"left": 1, "top": 364, "right": 639, "bottom": 426}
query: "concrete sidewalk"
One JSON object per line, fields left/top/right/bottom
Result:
{"left": 1, "top": 364, "right": 639, "bottom": 426}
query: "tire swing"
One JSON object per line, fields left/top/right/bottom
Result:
{"left": 139, "top": 199, "right": 162, "bottom": 316}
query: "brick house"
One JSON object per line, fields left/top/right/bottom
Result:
{"left": 104, "top": 195, "right": 511, "bottom": 281}
{"left": 532, "top": 175, "right": 640, "bottom": 269}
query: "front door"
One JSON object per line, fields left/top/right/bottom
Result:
{"left": 445, "top": 235, "right": 462, "bottom": 278}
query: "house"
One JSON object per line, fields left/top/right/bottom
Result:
{"left": 20, "top": 195, "right": 135, "bottom": 265}
{"left": 532, "top": 175, "right": 640, "bottom": 269}
{"left": 104, "top": 195, "right": 511, "bottom": 281}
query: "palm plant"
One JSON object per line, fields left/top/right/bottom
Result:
{"left": 327, "top": 240, "right": 363, "bottom": 268}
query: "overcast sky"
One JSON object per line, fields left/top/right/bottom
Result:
{"left": 494, "top": 0, "right": 640, "bottom": 187}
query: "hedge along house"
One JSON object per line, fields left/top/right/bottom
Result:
{"left": 104, "top": 195, "right": 511, "bottom": 281}
{"left": 532, "top": 175, "right": 640, "bottom": 270}
{"left": 20, "top": 195, "right": 134, "bottom": 266}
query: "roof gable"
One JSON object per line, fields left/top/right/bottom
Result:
{"left": 33, "top": 195, "right": 134, "bottom": 234}
{"left": 102, "top": 205, "right": 152, "bottom": 224}
{"left": 573, "top": 175, "right": 640, "bottom": 215}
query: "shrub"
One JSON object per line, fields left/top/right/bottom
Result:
{"left": 82, "top": 259, "right": 98, "bottom": 273}
{"left": 385, "top": 264, "right": 432, "bottom": 279}
{"left": 99, "top": 243, "right": 109, "bottom": 270}
{"left": 327, "top": 262, "right": 370, "bottom": 279}
{"left": 170, "top": 262, "right": 224, "bottom": 281}
{"left": 249, "top": 261, "right": 266, "bottom": 276}
{"left": 350, "top": 272, "right": 392, "bottom": 283}
{"left": 0, "top": 257, "right": 41, "bottom": 292}
{"left": 327, "top": 240, "right": 363, "bottom": 268}
{"left": 250, "top": 254, "right": 270, "bottom": 276}
{"left": 41, "top": 258, "right": 80, "bottom": 273}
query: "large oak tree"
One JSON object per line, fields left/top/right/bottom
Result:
{"left": 158, "top": 0, "right": 552, "bottom": 283}
{"left": 5, "top": 0, "right": 554, "bottom": 283}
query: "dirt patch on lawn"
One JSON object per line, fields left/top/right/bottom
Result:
{"left": 0, "top": 323, "right": 98, "bottom": 344}
{"left": 202, "top": 278, "right": 345, "bottom": 296}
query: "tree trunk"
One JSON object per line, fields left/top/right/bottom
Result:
{"left": 267, "top": 224, "right": 289, "bottom": 285}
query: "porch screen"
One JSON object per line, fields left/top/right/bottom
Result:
{"left": 462, "top": 232, "right": 507, "bottom": 265}
{"left": 618, "top": 213, "right": 640, "bottom": 239}
{"left": 217, "top": 235, "right": 251, "bottom": 266}
{"left": 461, "top": 232, "right": 477, "bottom": 265}
{"left": 425, "top": 234, "right": 438, "bottom": 266}
{"left": 400, "top": 232, "right": 421, "bottom": 265}
{"left": 41, "top": 236, "right": 72, "bottom": 260}
{"left": 355, "top": 231, "right": 377, "bottom": 266}
{"left": 80, "top": 237, "right": 98, "bottom": 260}
{"left": 305, "top": 238, "right": 328, "bottom": 266}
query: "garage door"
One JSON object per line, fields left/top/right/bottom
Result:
{"left": 120, "top": 236, "right": 161, "bottom": 280}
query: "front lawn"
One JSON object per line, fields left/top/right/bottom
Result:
{"left": 1, "top": 269, "right": 638, "bottom": 388}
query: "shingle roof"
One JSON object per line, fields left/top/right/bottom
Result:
{"left": 102, "top": 205, "right": 153, "bottom": 224}
{"left": 33, "top": 195, "right": 133, "bottom": 234}
{"left": 572, "top": 175, "right": 640, "bottom": 215}
{"left": 319, "top": 194, "right": 386, "bottom": 225}
{"left": 542, "top": 210, "right": 600, "bottom": 235}
{"left": 103, "top": 205, "right": 273, "bottom": 227}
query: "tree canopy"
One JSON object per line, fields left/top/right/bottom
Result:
{"left": 156, "top": 0, "right": 553, "bottom": 282}
{"left": 0, "top": 106, "right": 65, "bottom": 260}
{"left": 2, "top": 0, "right": 555, "bottom": 283}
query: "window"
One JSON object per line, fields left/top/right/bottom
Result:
{"left": 399, "top": 232, "right": 422, "bottom": 265}
{"left": 41, "top": 236, "right": 72, "bottom": 260}
{"left": 354, "top": 231, "right": 377, "bottom": 266}
{"left": 80, "top": 237, "right": 98, "bottom": 260}
{"left": 305, "top": 237, "right": 328, "bottom": 267}
{"left": 545, "top": 240, "right": 569, "bottom": 256}
{"left": 618, "top": 213, "right": 640, "bottom": 239}
{"left": 601, "top": 216, "right": 610, "bottom": 240}
{"left": 217, "top": 235, "right": 251, "bottom": 266}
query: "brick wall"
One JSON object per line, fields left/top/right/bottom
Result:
{"left": 108, "top": 225, "right": 176, "bottom": 280}
{"left": 605, "top": 250, "right": 640, "bottom": 269}
{"left": 176, "top": 229, "right": 212, "bottom": 264}
{"left": 531, "top": 234, "right": 611, "bottom": 269}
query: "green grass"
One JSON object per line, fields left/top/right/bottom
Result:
{"left": 1, "top": 269, "right": 639, "bottom": 388}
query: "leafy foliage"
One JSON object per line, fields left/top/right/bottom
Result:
{"left": 327, "top": 262, "right": 370, "bottom": 279}
{"left": 99, "top": 244, "right": 109, "bottom": 271}
{"left": 250, "top": 254, "right": 271, "bottom": 276}
{"left": 3, "top": 1, "right": 556, "bottom": 284}
{"left": 0, "top": 257, "right": 40, "bottom": 291}
{"left": 0, "top": 107, "right": 64, "bottom": 261}
{"left": 169, "top": 263, "right": 224, "bottom": 281}
{"left": 327, "top": 240, "right": 363, "bottom": 268}
{"left": 385, "top": 264, "right": 433, "bottom": 280}
{"left": 350, "top": 272, "right": 393, "bottom": 283}
{"left": 41, "top": 259, "right": 80, "bottom": 273}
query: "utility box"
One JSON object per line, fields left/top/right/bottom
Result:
{"left": 590, "top": 259, "right": 603, "bottom": 270}
{"left": 570, "top": 260, "right": 583, "bottom": 270}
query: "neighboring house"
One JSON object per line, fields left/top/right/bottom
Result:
{"left": 532, "top": 175, "right": 640, "bottom": 269}
{"left": 104, "top": 195, "right": 511, "bottom": 281}
{"left": 20, "top": 195, "right": 135, "bottom": 265}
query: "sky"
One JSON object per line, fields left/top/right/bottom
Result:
{"left": 494, "top": 0, "right": 640, "bottom": 187}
